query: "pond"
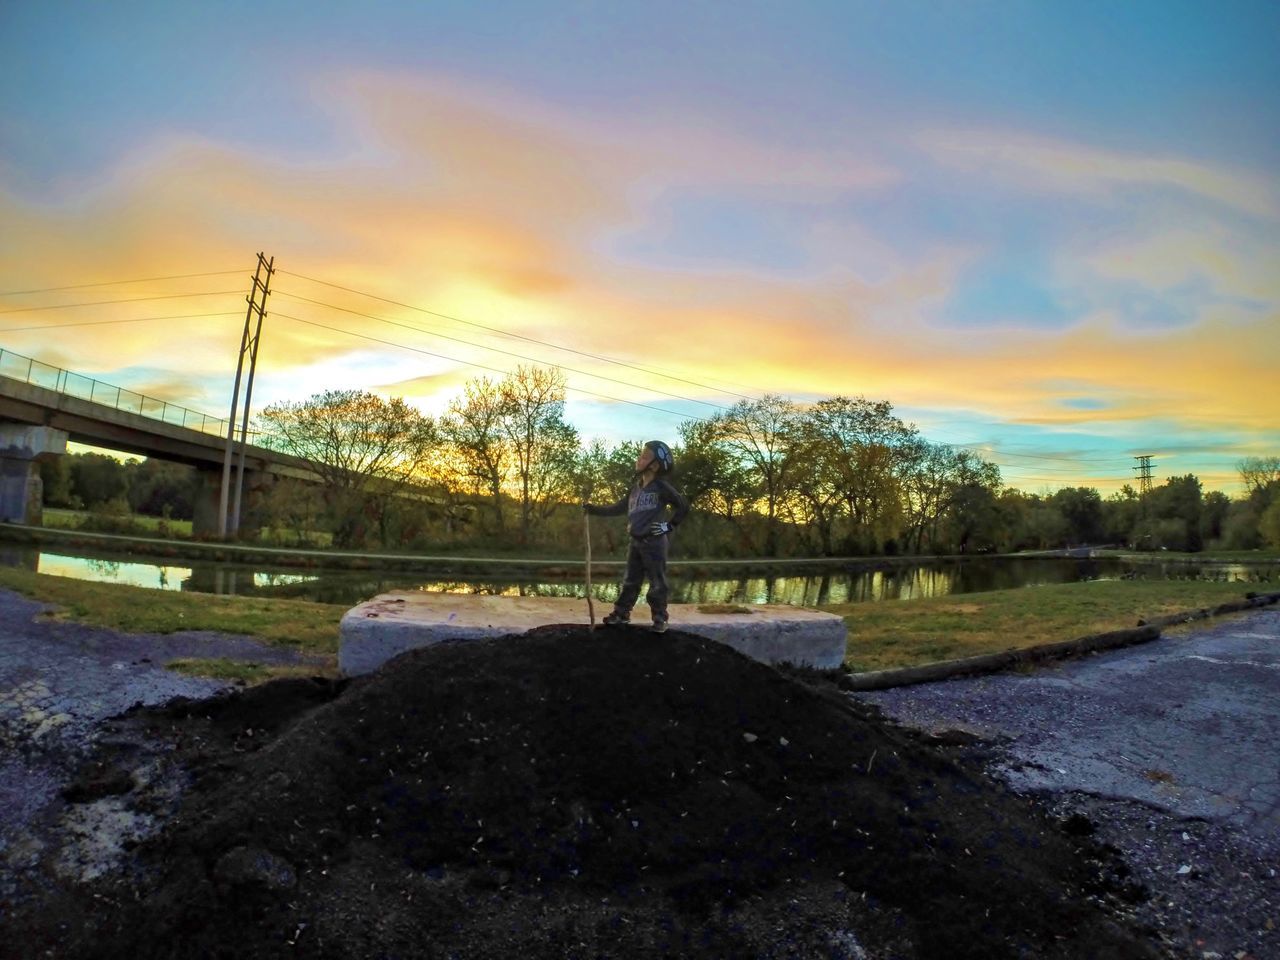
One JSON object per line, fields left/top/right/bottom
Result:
{"left": 2, "top": 544, "right": 1273, "bottom": 608}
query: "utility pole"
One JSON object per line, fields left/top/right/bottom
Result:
{"left": 1132, "top": 454, "right": 1155, "bottom": 497}
{"left": 218, "top": 253, "right": 274, "bottom": 539}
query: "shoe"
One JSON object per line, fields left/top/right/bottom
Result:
{"left": 603, "top": 611, "right": 630, "bottom": 626}
{"left": 650, "top": 619, "right": 668, "bottom": 634}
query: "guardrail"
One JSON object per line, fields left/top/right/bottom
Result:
{"left": 0, "top": 346, "right": 279, "bottom": 447}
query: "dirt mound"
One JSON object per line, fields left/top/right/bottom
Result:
{"left": 11, "top": 626, "right": 1156, "bottom": 959}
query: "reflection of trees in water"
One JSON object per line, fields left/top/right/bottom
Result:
{"left": 27, "top": 551, "right": 1275, "bottom": 607}
{"left": 85, "top": 558, "right": 121, "bottom": 578}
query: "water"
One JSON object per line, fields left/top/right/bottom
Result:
{"left": 2, "top": 545, "right": 1272, "bottom": 608}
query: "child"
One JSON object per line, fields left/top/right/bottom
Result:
{"left": 583, "top": 440, "right": 689, "bottom": 632}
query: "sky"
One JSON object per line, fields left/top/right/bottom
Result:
{"left": 1, "top": 0, "right": 1277, "bottom": 494}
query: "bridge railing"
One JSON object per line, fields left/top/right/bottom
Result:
{"left": 0, "top": 346, "right": 281, "bottom": 448}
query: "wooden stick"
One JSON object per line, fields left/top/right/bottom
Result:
{"left": 584, "top": 511, "right": 596, "bottom": 629}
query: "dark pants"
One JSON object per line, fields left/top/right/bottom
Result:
{"left": 614, "top": 535, "right": 670, "bottom": 622}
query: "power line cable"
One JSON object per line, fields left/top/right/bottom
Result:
{"left": 953, "top": 444, "right": 1131, "bottom": 464}
{"left": 274, "top": 295, "right": 1132, "bottom": 469}
{"left": 0, "top": 291, "right": 243, "bottom": 315}
{"left": 277, "top": 268, "right": 761, "bottom": 403}
{"left": 0, "top": 270, "right": 245, "bottom": 298}
{"left": 273, "top": 289, "right": 735, "bottom": 415}
{"left": 1, "top": 311, "right": 242, "bottom": 333}
{"left": 273, "top": 311, "right": 707, "bottom": 423}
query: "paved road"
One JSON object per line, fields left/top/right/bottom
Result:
{"left": 853, "top": 608, "right": 1280, "bottom": 959}
{"left": 854, "top": 608, "right": 1280, "bottom": 842}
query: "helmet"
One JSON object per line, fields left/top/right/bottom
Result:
{"left": 642, "top": 440, "right": 674, "bottom": 474}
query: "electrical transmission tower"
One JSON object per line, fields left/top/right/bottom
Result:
{"left": 1132, "top": 454, "right": 1155, "bottom": 496}
{"left": 219, "top": 253, "right": 274, "bottom": 538}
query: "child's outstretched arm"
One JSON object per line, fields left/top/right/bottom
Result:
{"left": 583, "top": 489, "right": 629, "bottom": 517}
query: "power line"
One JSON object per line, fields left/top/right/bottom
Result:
{"left": 953, "top": 444, "right": 1131, "bottom": 464}
{"left": 0, "top": 291, "right": 243, "bottom": 315}
{"left": 273, "top": 311, "right": 706, "bottom": 422}
{"left": 1, "top": 312, "right": 242, "bottom": 334}
{"left": 277, "top": 268, "right": 761, "bottom": 403}
{"left": 0, "top": 270, "right": 246, "bottom": 298}
{"left": 273, "top": 289, "right": 735, "bottom": 415}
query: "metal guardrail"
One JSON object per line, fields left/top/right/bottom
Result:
{"left": 0, "top": 345, "right": 280, "bottom": 447}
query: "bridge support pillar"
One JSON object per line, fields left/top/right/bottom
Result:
{"left": 192, "top": 468, "right": 223, "bottom": 538}
{"left": 0, "top": 424, "right": 69, "bottom": 526}
{"left": 192, "top": 466, "right": 273, "bottom": 539}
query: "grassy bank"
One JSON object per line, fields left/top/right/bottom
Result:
{"left": 0, "top": 567, "right": 344, "bottom": 656}
{"left": 835, "top": 579, "right": 1263, "bottom": 672}
{"left": 2, "top": 567, "right": 1271, "bottom": 680}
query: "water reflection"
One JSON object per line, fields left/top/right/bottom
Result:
{"left": 2, "top": 546, "right": 1272, "bottom": 608}
{"left": 37, "top": 552, "right": 196, "bottom": 591}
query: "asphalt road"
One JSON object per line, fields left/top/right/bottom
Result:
{"left": 854, "top": 608, "right": 1280, "bottom": 841}
{"left": 853, "top": 607, "right": 1280, "bottom": 959}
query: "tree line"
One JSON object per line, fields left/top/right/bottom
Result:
{"left": 40, "top": 365, "right": 1280, "bottom": 557}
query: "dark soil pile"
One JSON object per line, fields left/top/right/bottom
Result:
{"left": 11, "top": 626, "right": 1156, "bottom": 959}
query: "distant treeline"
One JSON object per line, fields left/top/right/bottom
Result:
{"left": 39, "top": 365, "right": 1280, "bottom": 556}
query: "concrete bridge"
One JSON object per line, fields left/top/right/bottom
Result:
{"left": 0, "top": 361, "right": 319, "bottom": 536}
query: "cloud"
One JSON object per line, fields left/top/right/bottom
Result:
{"left": 918, "top": 128, "right": 1280, "bottom": 220}
{"left": 1, "top": 72, "right": 1276, "bottom": 491}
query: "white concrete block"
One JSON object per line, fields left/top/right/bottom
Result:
{"left": 339, "top": 592, "right": 848, "bottom": 676}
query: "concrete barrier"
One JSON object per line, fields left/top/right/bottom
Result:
{"left": 339, "top": 592, "right": 849, "bottom": 676}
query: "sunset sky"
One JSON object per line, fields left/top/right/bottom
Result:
{"left": 2, "top": 1, "right": 1277, "bottom": 494}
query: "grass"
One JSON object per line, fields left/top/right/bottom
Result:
{"left": 166, "top": 657, "right": 335, "bottom": 684}
{"left": 2, "top": 565, "right": 1271, "bottom": 681}
{"left": 697, "top": 603, "right": 753, "bottom": 614}
{"left": 832, "top": 579, "right": 1266, "bottom": 673}
{"left": 0, "top": 566, "right": 344, "bottom": 655}
{"left": 1093, "top": 547, "right": 1280, "bottom": 562}
{"left": 43, "top": 507, "right": 196, "bottom": 538}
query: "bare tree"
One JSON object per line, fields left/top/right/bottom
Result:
{"left": 1238, "top": 456, "right": 1280, "bottom": 495}
{"left": 258, "top": 390, "right": 435, "bottom": 547}
{"left": 439, "top": 377, "right": 510, "bottom": 537}
{"left": 499, "top": 365, "right": 579, "bottom": 544}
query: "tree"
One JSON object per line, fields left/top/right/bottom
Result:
{"left": 39, "top": 457, "right": 76, "bottom": 508}
{"left": 711, "top": 395, "right": 798, "bottom": 555}
{"left": 1238, "top": 456, "right": 1280, "bottom": 496}
{"left": 1101, "top": 486, "right": 1140, "bottom": 546}
{"left": 126, "top": 459, "right": 197, "bottom": 520}
{"left": 898, "top": 442, "right": 1000, "bottom": 553}
{"left": 1147, "top": 474, "right": 1204, "bottom": 551}
{"left": 1259, "top": 499, "right": 1280, "bottom": 548}
{"left": 1200, "top": 491, "right": 1231, "bottom": 546}
{"left": 787, "top": 396, "right": 915, "bottom": 555}
{"left": 69, "top": 452, "right": 130, "bottom": 509}
{"left": 439, "top": 376, "right": 511, "bottom": 538}
{"left": 575, "top": 439, "right": 634, "bottom": 504}
{"left": 945, "top": 481, "right": 1003, "bottom": 553}
{"left": 258, "top": 390, "right": 436, "bottom": 548}
{"left": 256, "top": 477, "right": 326, "bottom": 546}
{"left": 1049, "top": 487, "right": 1104, "bottom": 545}
{"left": 497, "top": 366, "right": 579, "bottom": 545}
{"left": 676, "top": 419, "right": 755, "bottom": 555}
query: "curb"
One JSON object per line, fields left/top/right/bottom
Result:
{"left": 840, "top": 591, "right": 1280, "bottom": 693}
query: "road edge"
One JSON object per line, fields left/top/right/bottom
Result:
{"left": 840, "top": 591, "right": 1280, "bottom": 691}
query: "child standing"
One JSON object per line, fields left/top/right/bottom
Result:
{"left": 583, "top": 440, "right": 689, "bottom": 632}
